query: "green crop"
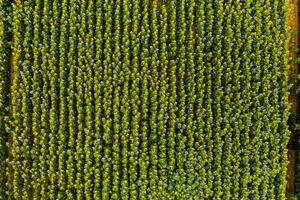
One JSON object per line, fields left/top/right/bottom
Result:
{"left": 0, "top": 0, "right": 291, "bottom": 199}
{"left": 0, "top": 0, "right": 11, "bottom": 197}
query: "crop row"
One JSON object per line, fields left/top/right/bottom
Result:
{"left": 1, "top": 0, "right": 291, "bottom": 199}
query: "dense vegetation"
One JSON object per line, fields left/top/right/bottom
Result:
{"left": 0, "top": 0, "right": 11, "bottom": 197}
{"left": 0, "top": 0, "right": 290, "bottom": 199}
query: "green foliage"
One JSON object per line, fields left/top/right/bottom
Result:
{"left": 1, "top": 0, "right": 291, "bottom": 199}
{"left": 0, "top": 0, "right": 11, "bottom": 198}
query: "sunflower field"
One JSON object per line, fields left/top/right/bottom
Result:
{"left": 0, "top": 0, "right": 291, "bottom": 199}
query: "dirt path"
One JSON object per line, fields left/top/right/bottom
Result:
{"left": 287, "top": 0, "right": 298, "bottom": 199}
